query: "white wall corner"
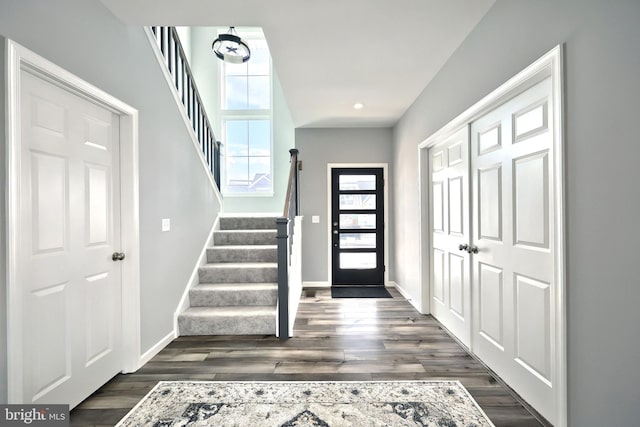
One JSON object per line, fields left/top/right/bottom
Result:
{"left": 137, "top": 330, "right": 176, "bottom": 369}
{"left": 389, "top": 281, "right": 424, "bottom": 314}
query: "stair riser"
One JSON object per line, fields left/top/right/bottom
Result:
{"left": 190, "top": 288, "right": 277, "bottom": 307}
{"left": 178, "top": 315, "right": 275, "bottom": 335}
{"left": 207, "top": 247, "right": 277, "bottom": 263}
{"left": 214, "top": 231, "right": 276, "bottom": 246}
{"left": 220, "top": 217, "right": 278, "bottom": 231}
{"left": 199, "top": 267, "right": 277, "bottom": 283}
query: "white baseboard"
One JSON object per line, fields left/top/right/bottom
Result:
{"left": 303, "top": 281, "right": 330, "bottom": 288}
{"left": 137, "top": 330, "right": 176, "bottom": 369}
{"left": 388, "top": 281, "right": 424, "bottom": 313}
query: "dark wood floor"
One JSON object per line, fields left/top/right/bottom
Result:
{"left": 70, "top": 288, "right": 550, "bottom": 426}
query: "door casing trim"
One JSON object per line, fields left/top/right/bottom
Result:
{"left": 327, "top": 163, "right": 389, "bottom": 288}
{"left": 5, "top": 39, "right": 141, "bottom": 403}
{"left": 417, "top": 45, "right": 565, "bottom": 426}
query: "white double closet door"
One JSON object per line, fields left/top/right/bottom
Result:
{"left": 18, "top": 70, "right": 123, "bottom": 407}
{"left": 430, "top": 77, "right": 557, "bottom": 423}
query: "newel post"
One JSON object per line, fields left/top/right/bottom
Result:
{"left": 289, "top": 148, "right": 299, "bottom": 216}
{"left": 276, "top": 217, "right": 290, "bottom": 340}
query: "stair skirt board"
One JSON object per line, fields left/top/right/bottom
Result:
{"left": 179, "top": 216, "right": 280, "bottom": 336}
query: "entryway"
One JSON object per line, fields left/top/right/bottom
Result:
{"left": 419, "top": 47, "right": 565, "bottom": 426}
{"left": 328, "top": 165, "right": 389, "bottom": 298}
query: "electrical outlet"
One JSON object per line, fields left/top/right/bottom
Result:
{"left": 162, "top": 218, "right": 171, "bottom": 232}
{"left": 312, "top": 215, "right": 320, "bottom": 223}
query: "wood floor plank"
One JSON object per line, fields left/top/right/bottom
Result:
{"left": 70, "top": 287, "right": 550, "bottom": 426}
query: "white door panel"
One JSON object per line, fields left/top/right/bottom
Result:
{"left": 429, "top": 127, "right": 471, "bottom": 347}
{"left": 471, "top": 77, "right": 555, "bottom": 421}
{"left": 20, "top": 70, "right": 122, "bottom": 407}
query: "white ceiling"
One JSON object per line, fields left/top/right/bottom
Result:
{"left": 99, "top": 0, "right": 495, "bottom": 128}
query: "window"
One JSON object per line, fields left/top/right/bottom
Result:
{"left": 220, "top": 32, "right": 272, "bottom": 194}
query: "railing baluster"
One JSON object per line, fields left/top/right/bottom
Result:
{"left": 174, "top": 40, "right": 179, "bottom": 89}
{"left": 152, "top": 27, "right": 221, "bottom": 191}
{"left": 159, "top": 27, "right": 165, "bottom": 55}
{"left": 181, "top": 61, "right": 187, "bottom": 106}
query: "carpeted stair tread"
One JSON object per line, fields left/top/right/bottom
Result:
{"left": 181, "top": 306, "right": 276, "bottom": 316}
{"left": 220, "top": 216, "right": 279, "bottom": 230}
{"left": 207, "top": 245, "right": 277, "bottom": 263}
{"left": 201, "top": 262, "right": 277, "bottom": 269}
{"left": 189, "top": 283, "right": 278, "bottom": 307}
{"left": 198, "top": 262, "right": 277, "bottom": 283}
{"left": 214, "top": 230, "right": 277, "bottom": 246}
{"left": 178, "top": 306, "right": 276, "bottom": 335}
{"left": 195, "top": 282, "right": 278, "bottom": 288}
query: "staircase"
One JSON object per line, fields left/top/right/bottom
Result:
{"left": 178, "top": 216, "right": 279, "bottom": 335}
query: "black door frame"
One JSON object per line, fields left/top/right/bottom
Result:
{"left": 329, "top": 164, "right": 388, "bottom": 287}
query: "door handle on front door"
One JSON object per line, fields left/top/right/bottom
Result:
{"left": 458, "top": 244, "right": 468, "bottom": 251}
{"left": 112, "top": 252, "right": 126, "bottom": 261}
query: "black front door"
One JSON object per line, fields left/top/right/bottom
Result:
{"left": 331, "top": 168, "right": 384, "bottom": 286}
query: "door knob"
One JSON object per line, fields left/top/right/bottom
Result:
{"left": 458, "top": 244, "right": 468, "bottom": 251}
{"left": 112, "top": 252, "right": 126, "bottom": 261}
{"left": 467, "top": 245, "right": 479, "bottom": 254}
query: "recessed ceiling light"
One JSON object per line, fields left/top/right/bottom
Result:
{"left": 353, "top": 102, "right": 364, "bottom": 110}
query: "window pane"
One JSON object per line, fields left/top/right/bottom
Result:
{"left": 248, "top": 157, "right": 271, "bottom": 192}
{"left": 226, "top": 120, "right": 248, "bottom": 156}
{"left": 225, "top": 61, "right": 247, "bottom": 76}
{"left": 339, "top": 214, "right": 376, "bottom": 229}
{"left": 248, "top": 40, "right": 270, "bottom": 75}
{"left": 224, "top": 76, "right": 248, "bottom": 109}
{"left": 340, "top": 253, "right": 376, "bottom": 269}
{"left": 249, "top": 120, "right": 270, "bottom": 155}
{"left": 339, "top": 175, "right": 376, "bottom": 190}
{"left": 226, "top": 157, "right": 249, "bottom": 192}
{"left": 248, "top": 76, "right": 270, "bottom": 109}
{"left": 339, "top": 194, "right": 376, "bottom": 210}
{"left": 339, "top": 233, "right": 376, "bottom": 249}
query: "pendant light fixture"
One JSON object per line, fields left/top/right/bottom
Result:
{"left": 212, "top": 26, "right": 251, "bottom": 64}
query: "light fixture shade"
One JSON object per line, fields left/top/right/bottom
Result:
{"left": 212, "top": 27, "right": 251, "bottom": 63}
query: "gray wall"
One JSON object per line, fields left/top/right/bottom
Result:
{"left": 0, "top": 0, "right": 221, "bottom": 397}
{"left": 190, "top": 27, "right": 295, "bottom": 214}
{"left": 392, "top": 0, "right": 640, "bottom": 425}
{"left": 0, "top": 37, "right": 7, "bottom": 404}
{"left": 296, "top": 128, "right": 393, "bottom": 283}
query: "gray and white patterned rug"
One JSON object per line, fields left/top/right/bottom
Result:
{"left": 116, "top": 381, "right": 494, "bottom": 427}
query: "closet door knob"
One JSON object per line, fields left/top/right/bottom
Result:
{"left": 467, "top": 245, "right": 479, "bottom": 254}
{"left": 458, "top": 244, "right": 468, "bottom": 251}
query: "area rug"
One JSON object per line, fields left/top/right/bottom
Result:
{"left": 116, "top": 381, "right": 494, "bottom": 427}
{"left": 331, "top": 286, "right": 393, "bottom": 299}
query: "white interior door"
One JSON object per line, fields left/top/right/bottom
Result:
{"left": 429, "top": 127, "right": 471, "bottom": 347}
{"left": 20, "top": 69, "right": 123, "bottom": 408}
{"left": 470, "top": 77, "right": 556, "bottom": 423}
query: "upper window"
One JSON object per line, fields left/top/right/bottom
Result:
{"left": 220, "top": 32, "right": 272, "bottom": 195}
{"left": 222, "top": 38, "right": 270, "bottom": 110}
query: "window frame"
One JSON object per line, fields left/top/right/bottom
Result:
{"left": 218, "top": 29, "right": 274, "bottom": 197}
